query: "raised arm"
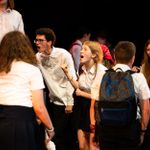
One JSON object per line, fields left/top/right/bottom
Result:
{"left": 61, "top": 63, "right": 79, "bottom": 89}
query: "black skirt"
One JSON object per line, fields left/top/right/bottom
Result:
{"left": 72, "top": 96, "right": 91, "bottom": 132}
{"left": 0, "top": 105, "right": 45, "bottom": 150}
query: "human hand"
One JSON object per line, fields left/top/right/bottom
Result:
{"left": 46, "top": 128, "right": 55, "bottom": 141}
{"left": 132, "top": 66, "right": 140, "bottom": 73}
{"left": 75, "top": 88, "right": 82, "bottom": 96}
{"left": 61, "top": 63, "right": 68, "bottom": 74}
{"left": 65, "top": 105, "right": 73, "bottom": 113}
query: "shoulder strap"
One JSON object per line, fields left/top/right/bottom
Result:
{"left": 106, "top": 68, "right": 123, "bottom": 73}
{"left": 126, "top": 70, "right": 136, "bottom": 75}
{"left": 106, "top": 68, "right": 115, "bottom": 73}
{"left": 115, "top": 68, "right": 123, "bottom": 72}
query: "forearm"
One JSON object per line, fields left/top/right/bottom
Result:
{"left": 141, "top": 110, "right": 150, "bottom": 130}
{"left": 34, "top": 106, "right": 54, "bottom": 130}
{"left": 32, "top": 90, "right": 54, "bottom": 130}
{"left": 140, "top": 100, "right": 150, "bottom": 130}
{"left": 76, "top": 88, "right": 91, "bottom": 99}
{"left": 68, "top": 75, "right": 79, "bottom": 89}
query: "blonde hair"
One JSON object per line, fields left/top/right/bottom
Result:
{"left": 83, "top": 41, "right": 103, "bottom": 64}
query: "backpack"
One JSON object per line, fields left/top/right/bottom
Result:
{"left": 96, "top": 68, "right": 137, "bottom": 128}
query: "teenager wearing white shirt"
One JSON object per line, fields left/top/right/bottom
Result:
{"left": 62, "top": 41, "right": 107, "bottom": 150}
{"left": 0, "top": 0, "right": 24, "bottom": 42}
{"left": 0, "top": 31, "right": 54, "bottom": 150}
{"left": 90, "top": 41, "right": 150, "bottom": 150}
{"left": 35, "top": 27, "right": 77, "bottom": 150}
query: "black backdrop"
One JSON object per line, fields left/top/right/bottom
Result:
{"left": 15, "top": 0, "right": 150, "bottom": 66}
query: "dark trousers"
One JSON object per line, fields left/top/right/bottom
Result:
{"left": 98, "top": 120, "right": 141, "bottom": 150}
{"left": 47, "top": 102, "right": 79, "bottom": 150}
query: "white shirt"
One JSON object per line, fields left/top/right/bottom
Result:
{"left": 79, "top": 63, "right": 107, "bottom": 93}
{"left": 0, "top": 61, "right": 45, "bottom": 107}
{"left": 36, "top": 47, "right": 77, "bottom": 106}
{"left": 0, "top": 9, "right": 24, "bottom": 42}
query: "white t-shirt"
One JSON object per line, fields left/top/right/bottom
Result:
{"left": 0, "top": 61, "right": 45, "bottom": 107}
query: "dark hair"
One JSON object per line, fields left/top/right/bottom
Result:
{"left": 114, "top": 41, "right": 136, "bottom": 64}
{"left": 141, "top": 39, "right": 150, "bottom": 87}
{"left": 0, "top": 31, "right": 37, "bottom": 73}
{"left": 35, "top": 28, "right": 56, "bottom": 46}
{"left": 7, "top": 0, "right": 15, "bottom": 9}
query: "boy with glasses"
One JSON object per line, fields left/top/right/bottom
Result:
{"left": 35, "top": 28, "right": 77, "bottom": 150}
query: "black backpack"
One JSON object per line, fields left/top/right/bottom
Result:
{"left": 95, "top": 68, "right": 137, "bottom": 127}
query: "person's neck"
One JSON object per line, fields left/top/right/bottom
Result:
{"left": 84, "top": 60, "right": 95, "bottom": 71}
{"left": 44, "top": 47, "right": 52, "bottom": 56}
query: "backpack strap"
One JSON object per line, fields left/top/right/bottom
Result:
{"left": 106, "top": 68, "right": 123, "bottom": 73}
{"left": 107, "top": 68, "right": 136, "bottom": 74}
{"left": 115, "top": 68, "right": 123, "bottom": 72}
{"left": 126, "top": 70, "right": 136, "bottom": 75}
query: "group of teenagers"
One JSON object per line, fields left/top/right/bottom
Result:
{"left": 0, "top": 0, "right": 150, "bottom": 150}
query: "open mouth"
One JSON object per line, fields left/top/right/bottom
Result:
{"left": 80, "top": 55, "right": 84, "bottom": 58}
{"left": 37, "top": 46, "right": 40, "bottom": 49}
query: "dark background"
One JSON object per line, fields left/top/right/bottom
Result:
{"left": 15, "top": 0, "right": 150, "bottom": 66}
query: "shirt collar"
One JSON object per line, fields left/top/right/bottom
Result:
{"left": 113, "top": 64, "right": 131, "bottom": 72}
{"left": 81, "top": 64, "right": 96, "bottom": 75}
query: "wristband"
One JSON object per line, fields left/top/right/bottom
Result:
{"left": 46, "top": 127, "right": 54, "bottom": 132}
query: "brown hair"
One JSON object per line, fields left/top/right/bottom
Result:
{"left": 7, "top": 0, "right": 15, "bottom": 9}
{"left": 141, "top": 39, "right": 150, "bottom": 87}
{"left": 35, "top": 28, "right": 56, "bottom": 47}
{"left": 114, "top": 41, "right": 136, "bottom": 64}
{"left": 0, "top": 31, "right": 37, "bottom": 73}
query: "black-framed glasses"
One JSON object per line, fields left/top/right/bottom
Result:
{"left": 34, "top": 39, "right": 47, "bottom": 43}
